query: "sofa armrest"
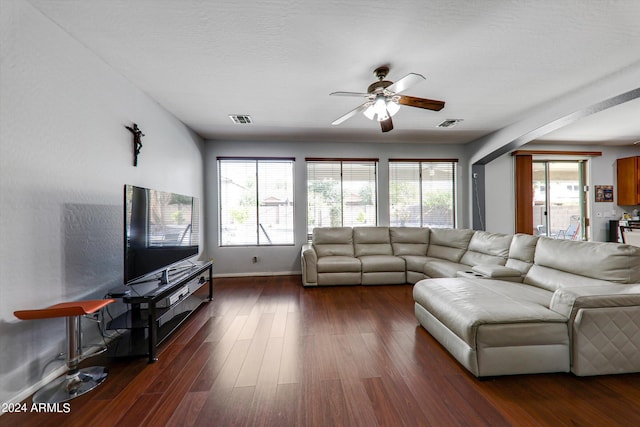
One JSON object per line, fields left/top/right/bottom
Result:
{"left": 301, "top": 243, "right": 318, "bottom": 286}
{"left": 549, "top": 285, "right": 640, "bottom": 376}
{"left": 549, "top": 284, "right": 640, "bottom": 317}
{"left": 471, "top": 265, "right": 523, "bottom": 278}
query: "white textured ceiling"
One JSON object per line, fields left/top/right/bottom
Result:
{"left": 27, "top": 0, "right": 640, "bottom": 145}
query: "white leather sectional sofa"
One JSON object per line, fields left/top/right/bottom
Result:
{"left": 301, "top": 226, "right": 640, "bottom": 377}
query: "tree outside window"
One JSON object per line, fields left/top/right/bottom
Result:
{"left": 389, "top": 160, "right": 456, "bottom": 228}
{"left": 218, "top": 158, "right": 294, "bottom": 246}
{"left": 307, "top": 160, "right": 377, "bottom": 237}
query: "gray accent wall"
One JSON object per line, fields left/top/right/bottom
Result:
{"left": 1, "top": 0, "right": 205, "bottom": 404}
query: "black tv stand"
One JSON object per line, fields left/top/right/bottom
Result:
{"left": 107, "top": 261, "right": 213, "bottom": 363}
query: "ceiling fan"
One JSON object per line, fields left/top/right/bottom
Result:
{"left": 330, "top": 66, "right": 445, "bottom": 133}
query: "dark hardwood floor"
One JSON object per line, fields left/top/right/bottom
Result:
{"left": 5, "top": 275, "right": 640, "bottom": 426}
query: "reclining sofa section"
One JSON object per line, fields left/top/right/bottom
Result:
{"left": 301, "top": 226, "right": 640, "bottom": 377}
{"left": 301, "top": 226, "right": 530, "bottom": 286}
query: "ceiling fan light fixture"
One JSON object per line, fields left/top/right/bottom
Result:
{"left": 330, "top": 66, "right": 446, "bottom": 130}
{"left": 363, "top": 95, "right": 398, "bottom": 122}
{"left": 373, "top": 95, "right": 389, "bottom": 121}
{"left": 363, "top": 105, "right": 375, "bottom": 121}
{"left": 386, "top": 100, "right": 400, "bottom": 117}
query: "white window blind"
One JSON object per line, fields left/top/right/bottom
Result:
{"left": 306, "top": 159, "right": 377, "bottom": 235}
{"left": 389, "top": 160, "right": 456, "bottom": 228}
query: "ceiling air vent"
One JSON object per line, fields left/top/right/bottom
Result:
{"left": 229, "top": 114, "right": 253, "bottom": 124}
{"left": 437, "top": 119, "right": 463, "bottom": 128}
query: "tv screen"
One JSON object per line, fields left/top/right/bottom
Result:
{"left": 124, "top": 185, "right": 200, "bottom": 284}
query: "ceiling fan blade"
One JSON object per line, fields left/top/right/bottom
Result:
{"left": 397, "top": 95, "right": 445, "bottom": 111}
{"left": 380, "top": 117, "right": 393, "bottom": 133}
{"left": 385, "top": 73, "right": 426, "bottom": 94}
{"left": 331, "top": 102, "right": 370, "bottom": 125}
{"left": 330, "top": 91, "right": 370, "bottom": 97}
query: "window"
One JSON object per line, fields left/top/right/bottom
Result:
{"left": 218, "top": 158, "right": 294, "bottom": 246}
{"left": 532, "top": 160, "right": 586, "bottom": 240}
{"left": 389, "top": 160, "right": 457, "bottom": 228}
{"left": 306, "top": 159, "right": 378, "bottom": 235}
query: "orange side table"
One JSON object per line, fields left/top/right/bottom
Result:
{"left": 15, "top": 299, "right": 115, "bottom": 404}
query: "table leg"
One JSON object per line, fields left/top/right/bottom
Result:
{"left": 148, "top": 302, "right": 158, "bottom": 363}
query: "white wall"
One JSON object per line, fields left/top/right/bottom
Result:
{"left": 0, "top": 0, "right": 205, "bottom": 404}
{"left": 467, "top": 62, "right": 640, "bottom": 167}
{"left": 483, "top": 143, "right": 640, "bottom": 240}
{"left": 484, "top": 153, "right": 515, "bottom": 234}
{"left": 205, "top": 140, "right": 468, "bottom": 276}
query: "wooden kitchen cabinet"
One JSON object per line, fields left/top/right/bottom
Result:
{"left": 617, "top": 156, "right": 640, "bottom": 205}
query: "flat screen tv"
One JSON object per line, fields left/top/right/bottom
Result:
{"left": 124, "top": 184, "right": 200, "bottom": 285}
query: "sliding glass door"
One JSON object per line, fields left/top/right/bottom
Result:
{"left": 533, "top": 160, "right": 587, "bottom": 240}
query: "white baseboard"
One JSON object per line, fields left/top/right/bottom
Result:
{"left": 212, "top": 270, "right": 301, "bottom": 278}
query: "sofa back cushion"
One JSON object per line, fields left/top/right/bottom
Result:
{"left": 525, "top": 265, "right": 613, "bottom": 292}
{"left": 312, "top": 227, "right": 354, "bottom": 257}
{"left": 505, "top": 233, "right": 539, "bottom": 274}
{"left": 460, "top": 231, "right": 512, "bottom": 266}
{"left": 426, "top": 228, "right": 475, "bottom": 262}
{"left": 354, "top": 227, "right": 392, "bottom": 257}
{"left": 524, "top": 238, "right": 640, "bottom": 291}
{"left": 390, "top": 227, "right": 430, "bottom": 256}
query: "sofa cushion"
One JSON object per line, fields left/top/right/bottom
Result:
{"left": 390, "top": 227, "right": 430, "bottom": 256}
{"left": 354, "top": 227, "right": 392, "bottom": 257}
{"left": 506, "top": 259, "right": 535, "bottom": 276}
{"left": 413, "top": 278, "right": 565, "bottom": 349}
{"left": 401, "top": 255, "right": 431, "bottom": 272}
{"left": 459, "top": 231, "right": 512, "bottom": 266}
{"left": 525, "top": 265, "right": 615, "bottom": 292}
{"left": 532, "top": 238, "right": 640, "bottom": 285}
{"left": 313, "top": 227, "right": 354, "bottom": 257}
{"left": 359, "top": 255, "right": 405, "bottom": 273}
{"left": 423, "top": 259, "right": 469, "bottom": 278}
{"left": 406, "top": 271, "right": 426, "bottom": 284}
{"left": 318, "top": 272, "right": 362, "bottom": 286}
{"left": 509, "top": 233, "right": 539, "bottom": 262}
{"left": 427, "top": 228, "right": 475, "bottom": 262}
{"left": 317, "top": 256, "right": 361, "bottom": 273}
{"left": 362, "top": 271, "right": 406, "bottom": 285}
{"left": 505, "top": 233, "right": 539, "bottom": 274}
